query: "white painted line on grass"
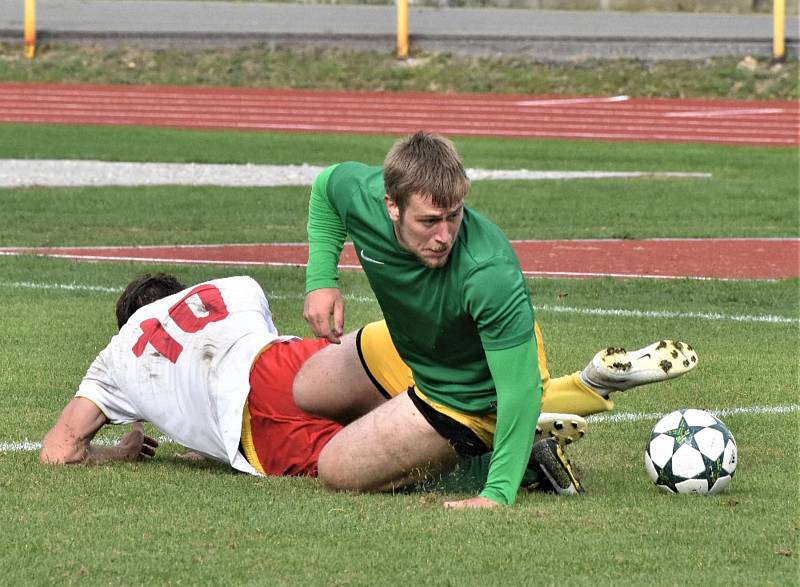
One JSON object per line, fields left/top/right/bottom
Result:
{"left": 266, "top": 291, "right": 377, "bottom": 304}
{"left": 0, "top": 280, "right": 796, "bottom": 325}
{"left": 2, "top": 435, "right": 174, "bottom": 453}
{"left": 7, "top": 404, "right": 797, "bottom": 453}
{"left": 536, "top": 304, "right": 799, "bottom": 325}
{"left": 589, "top": 404, "right": 800, "bottom": 424}
{"left": 521, "top": 269, "right": 765, "bottom": 281}
{"left": 465, "top": 170, "right": 711, "bottom": 181}
{"left": 2, "top": 440, "right": 42, "bottom": 452}
{"left": 0, "top": 280, "right": 121, "bottom": 293}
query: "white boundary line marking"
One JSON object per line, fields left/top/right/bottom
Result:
{"left": 520, "top": 269, "right": 763, "bottom": 281}
{"left": 0, "top": 280, "right": 122, "bottom": 293}
{"left": 0, "top": 280, "right": 796, "bottom": 324}
{"left": 535, "top": 304, "right": 798, "bottom": 325}
{"left": 589, "top": 404, "right": 800, "bottom": 424}
{"left": 1, "top": 435, "right": 174, "bottom": 453}
{"left": 6, "top": 404, "right": 797, "bottom": 453}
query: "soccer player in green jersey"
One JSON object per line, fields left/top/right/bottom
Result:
{"left": 294, "top": 131, "right": 698, "bottom": 509}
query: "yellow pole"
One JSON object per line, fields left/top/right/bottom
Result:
{"left": 773, "top": 0, "right": 785, "bottom": 61}
{"left": 396, "top": 0, "right": 409, "bottom": 59}
{"left": 24, "top": 0, "right": 37, "bottom": 59}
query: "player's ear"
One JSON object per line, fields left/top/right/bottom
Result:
{"left": 385, "top": 194, "right": 401, "bottom": 223}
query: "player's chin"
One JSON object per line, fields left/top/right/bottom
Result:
{"left": 419, "top": 250, "right": 451, "bottom": 268}
{"left": 420, "top": 255, "right": 449, "bottom": 269}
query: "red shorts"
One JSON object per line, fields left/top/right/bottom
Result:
{"left": 246, "top": 338, "right": 341, "bottom": 477}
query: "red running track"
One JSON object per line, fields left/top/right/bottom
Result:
{"left": 2, "top": 239, "right": 798, "bottom": 279}
{"left": 0, "top": 83, "right": 798, "bottom": 147}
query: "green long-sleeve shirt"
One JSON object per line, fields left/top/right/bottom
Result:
{"left": 306, "top": 162, "right": 542, "bottom": 504}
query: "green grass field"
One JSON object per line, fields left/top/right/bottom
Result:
{"left": 1, "top": 44, "right": 797, "bottom": 100}
{"left": 1, "top": 125, "right": 798, "bottom": 585}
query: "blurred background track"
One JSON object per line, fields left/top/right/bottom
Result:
{"left": 1, "top": 0, "right": 797, "bottom": 60}
{"left": 0, "top": 83, "right": 796, "bottom": 145}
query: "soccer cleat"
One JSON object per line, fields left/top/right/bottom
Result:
{"left": 535, "top": 413, "right": 587, "bottom": 446}
{"left": 582, "top": 340, "right": 698, "bottom": 393}
{"left": 529, "top": 438, "right": 584, "bottom": 496}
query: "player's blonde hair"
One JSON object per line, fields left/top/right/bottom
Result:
{"left": 383, "top": 131, "right": 470, "bottom": 213}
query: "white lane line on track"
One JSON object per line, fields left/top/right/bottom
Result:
{"left": 2, "top": 117, "right": 794, "bottom": 145}
{"left": 664, "top": 108, "right": 786, "bottom": 118}
{"left": 0, "top": 280, "right": 796, "bottom": 324}
{"left": 514, "top": 96, "right": 630, "bottom": 106}
{"left": 6, "top": 404, "right": 798, "bottom": 453}
{"left": 3, "top": 106, "right": 793, "bottom": 136}
{"left": 3, "top": 89, "right": 796, "bottom": 116}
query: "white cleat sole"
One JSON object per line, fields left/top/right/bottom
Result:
{"left": 590, "top": 340, "right": 698, "bottom": 392}
{"left": 535, "top": 413, "right": 588, "bottom": 446}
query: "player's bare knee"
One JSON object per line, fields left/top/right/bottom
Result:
{"left": 317, "top": 447, "right": 358, "bottom": 491}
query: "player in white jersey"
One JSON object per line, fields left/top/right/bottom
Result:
{"left": 40, "top": 274, "right": 341, "bottom": 476}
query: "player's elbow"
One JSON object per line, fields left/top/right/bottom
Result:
{"left": 39, "top": 444, "right": 67, "bottom": 465}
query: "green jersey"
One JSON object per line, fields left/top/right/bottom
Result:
{"left": 306, "top": 162, "right": 542, "bottom": 504}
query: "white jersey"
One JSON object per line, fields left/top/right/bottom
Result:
{"left": 76, "top": 276, "right": 294, "bottom": 475}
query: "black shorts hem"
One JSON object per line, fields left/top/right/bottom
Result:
{"left": 407, "top": 387, "right": 489, "bottom": 457}
{"left": 355, "top": 327, "right": 393, "bottom": 400}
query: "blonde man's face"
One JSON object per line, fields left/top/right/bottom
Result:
{"left": 385, "top": 193, "right": 464, "bottom": 269}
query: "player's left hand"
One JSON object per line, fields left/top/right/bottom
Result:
{"left": 443, "top": 496, "right": 500, "bottom": 510}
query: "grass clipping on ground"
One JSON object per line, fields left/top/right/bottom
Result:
{"left": 0, "top": 44, "right": 797, "bottom": 100}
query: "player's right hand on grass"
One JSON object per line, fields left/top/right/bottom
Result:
{"left": 304, "top": 288, "right": 345, "bottom": 344}
{"left": 120, "top": 422, "right": 159, "bottom": 461}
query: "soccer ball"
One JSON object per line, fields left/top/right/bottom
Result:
{"left": 644, "top": 408, "right": 737, "bottom": 495}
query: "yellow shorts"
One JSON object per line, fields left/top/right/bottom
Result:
{"left": 356, "top": 320, "right": 550, "bottom": 454}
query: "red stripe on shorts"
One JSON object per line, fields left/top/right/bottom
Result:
{"left": 247, "top": 338, "right": 341, "bottom": 476}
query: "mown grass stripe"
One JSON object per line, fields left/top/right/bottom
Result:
{"left": 8, "top": 404, "right": 798, "bottom": 453}
{"left": 1, "top": 280, "right": 796, "bottom": 324}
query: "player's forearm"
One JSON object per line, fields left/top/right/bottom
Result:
{"left": 85, "top": 444, "right": 143, "bottom": 464}
{"left": 479, "top": 338, "right": 542, "bottom": 505}
{"left": 40, "top": 438, "right": 129, "bottom": 465}
{"left": 306, "top": 165, "right": 347, "bottom": 293}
